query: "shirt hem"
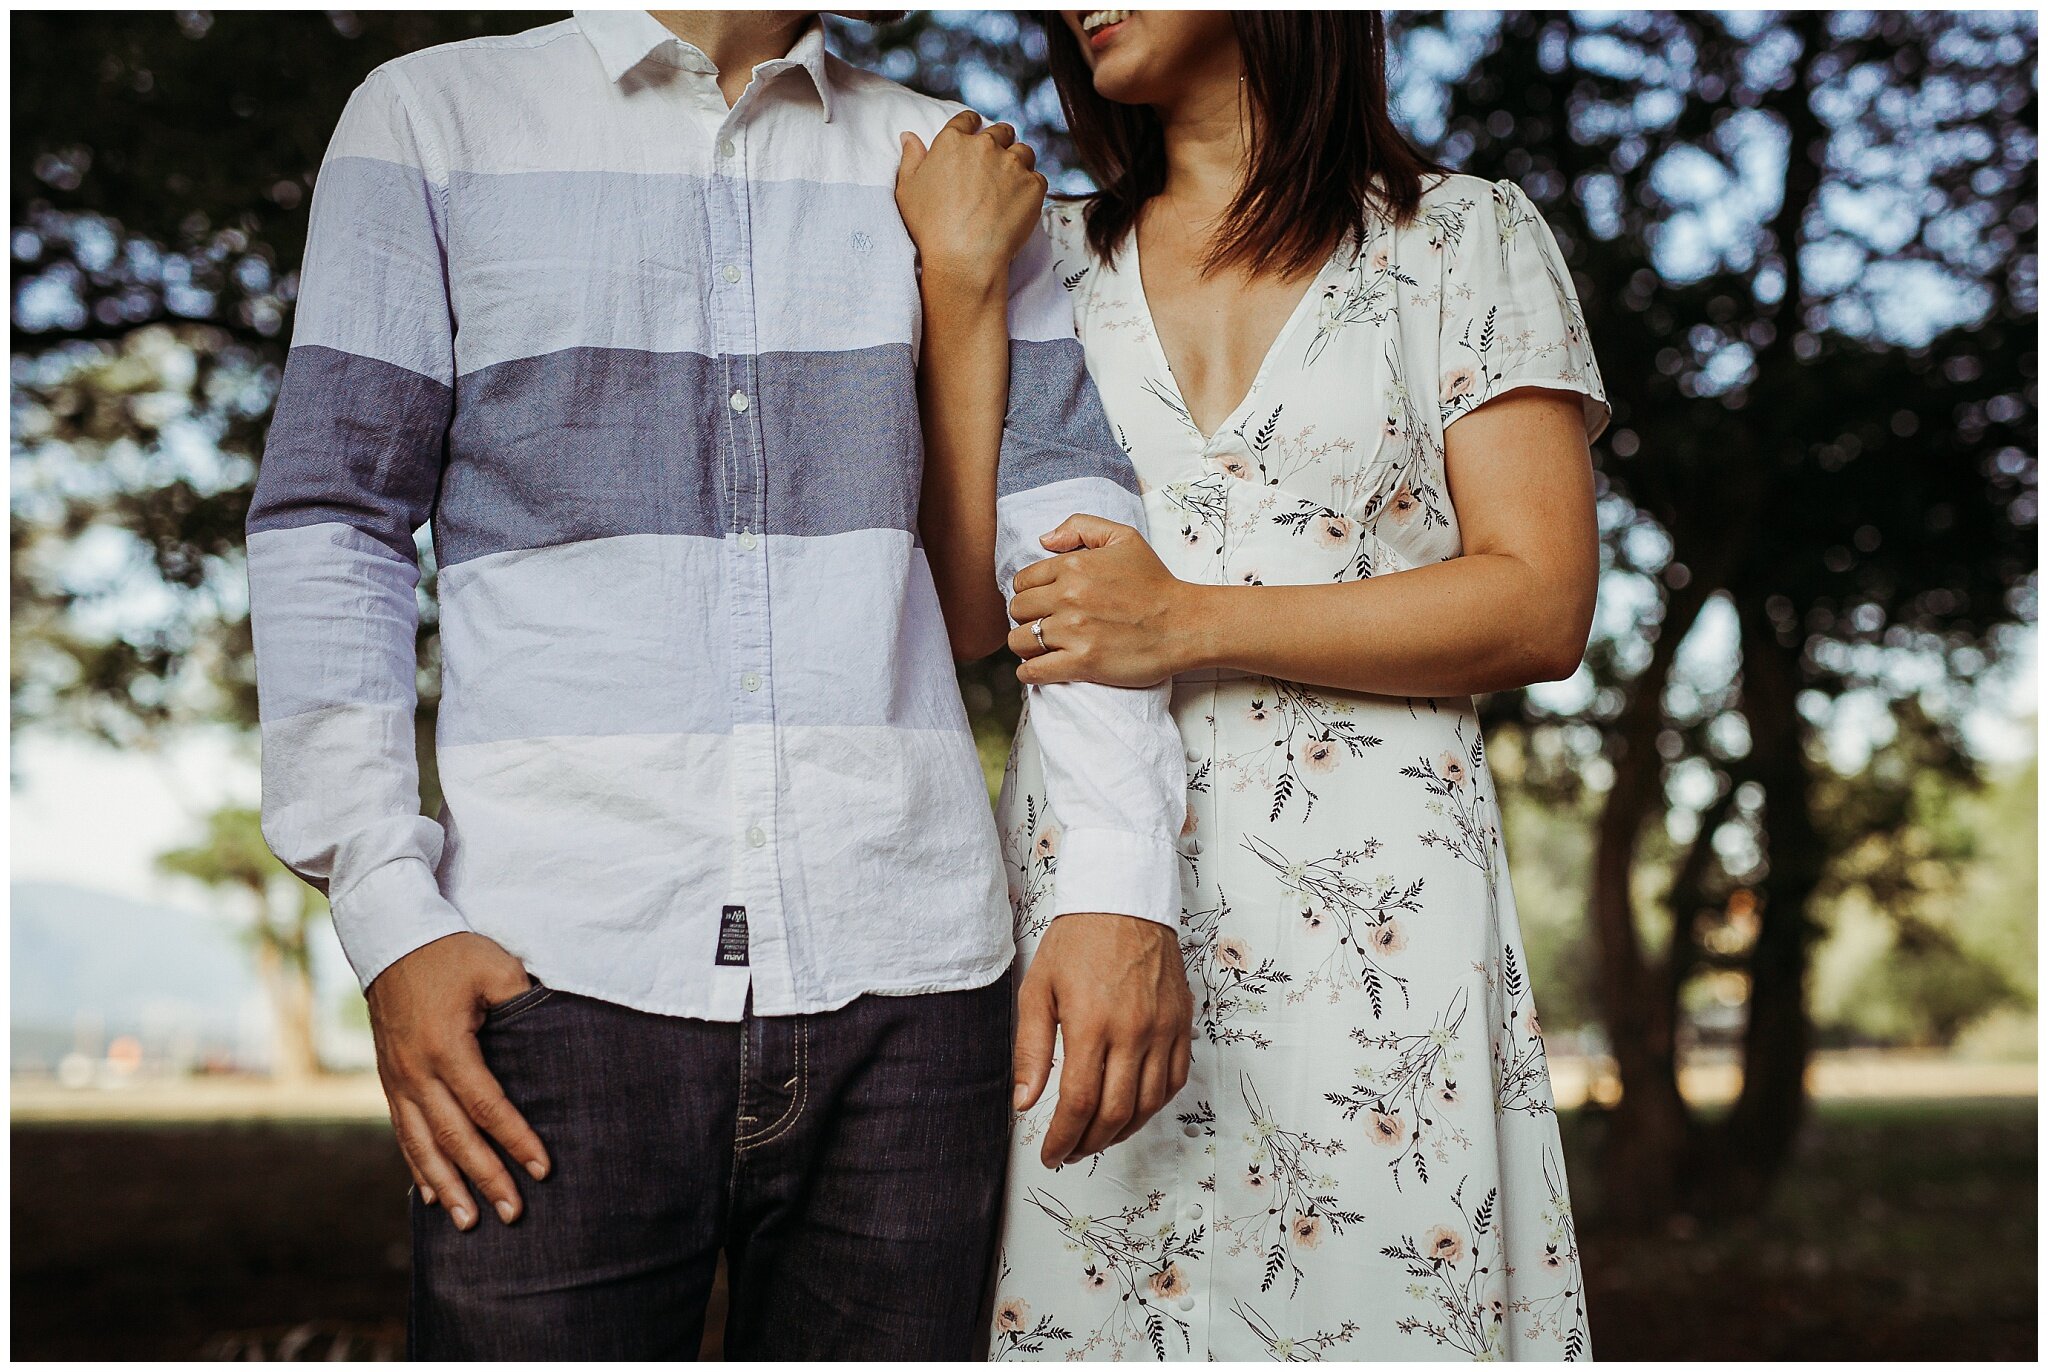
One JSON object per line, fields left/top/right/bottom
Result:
{"left": 509, "top": 947, "right": 1017, "bottom": 1022}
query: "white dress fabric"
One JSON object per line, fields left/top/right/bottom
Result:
{"left": 989, "top": 175, "right": 1608, "bottom": 1362}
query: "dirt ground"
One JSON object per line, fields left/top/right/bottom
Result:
{"left": 10, "top": 1099, "right": 2036, "bottom": 1360}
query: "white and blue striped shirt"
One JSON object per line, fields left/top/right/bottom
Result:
{"left": 247, "top": 11, "right": 1185, "bottom": 1018}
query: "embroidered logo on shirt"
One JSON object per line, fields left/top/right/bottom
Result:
{"left": 850, "top": 230, "right": 874, "bottom": 256}
{"left": 716, "top": 905, "right": 750, "bottom": 967}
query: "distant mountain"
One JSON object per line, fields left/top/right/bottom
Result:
{"left": 9, "top": 882, "right": 369, "bottom": 1070}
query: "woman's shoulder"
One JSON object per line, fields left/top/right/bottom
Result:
{"left": 1417, "top": 170, "right": 1507, "bottom": 208}
{"left": 1040, "top": 194, "right": 1097, "bottom": 259}
{"left": 1390, "top": 172, "right": 1505, "bottom": 249}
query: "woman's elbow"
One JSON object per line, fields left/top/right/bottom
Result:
{"left": 1521, "top": 609, "right": 1593, "bottom": 684}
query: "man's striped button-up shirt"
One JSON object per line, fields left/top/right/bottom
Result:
{"left": 246, "top": 11, "right": 1185, "bottom": 1018}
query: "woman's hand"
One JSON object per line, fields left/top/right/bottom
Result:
{"left": 1008, "top": 514, "right": 1208, "bottom": 688}
{"left": 895, "top": 109, "right": 1048, "bottom": 295}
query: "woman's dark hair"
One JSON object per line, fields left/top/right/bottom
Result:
{"left": 1040, "top": 12, "right": 1443, "bottom": 277}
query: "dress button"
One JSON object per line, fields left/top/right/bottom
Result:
{"left": 1177, "top": 1295, "right": 1195, "bottom": 1311}
{"left": 746, "top": 825, "right": 766, "bottom": 848}
{"left": 719, "top": 138, "right": 736, "bottom": 158}
{"left": 737, "top": 530, "right": 758, "bottom": 550}
{"left": 1182, "top": 1122, "right": 1202, "bottom": 1139}
{"left": 722, "top": 264, "right": 742, "bottom": 284}
{"left": 1185, "top": 746, "right": 1201, "bottom": 764}
{"left": 742, "top": 672, "right": 762, "bottom": 693}
{"left": 729, "top": 390, "right": 750, "bottom": 413}
{"left": 1183, "top": 1203, "right": 1204, "bottom": 1223}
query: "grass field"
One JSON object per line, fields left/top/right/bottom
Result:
{"left": 10, "top": 1098, "right": 2036, "bottom": 1360}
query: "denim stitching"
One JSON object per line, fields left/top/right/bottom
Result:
{"left": 481, "top": 985, "right": 553, "bottom": 1027}
{"left": 735, "top": 1017, "right": 807, "bottom": 1151}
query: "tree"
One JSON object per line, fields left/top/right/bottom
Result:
{"left": 157, "top": 804, "right": 326, "bottom": 1081}
{"left": 12, "top": 10, "right": 2037, "bottom": 1218}
{"left": 1443, "top": 11, "right": 2036, "bottom": 1219}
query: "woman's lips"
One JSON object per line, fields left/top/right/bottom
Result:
{"left": 1080, "top": 9, "right": 1129, "bottom": 48}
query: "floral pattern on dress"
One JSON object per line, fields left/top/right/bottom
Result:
{"left": 1002, "top": 176, "right": 1607, "bottom": 1361}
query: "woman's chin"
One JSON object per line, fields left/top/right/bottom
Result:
{"left": 1089, "top": 66, "right": 1159, "bottom": 107}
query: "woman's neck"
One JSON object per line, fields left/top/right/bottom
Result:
{"left": 1153, "top": 51, "right": 1252, "bottom": 224}
{"left": 1155, "top": 45, "right": 1245, "bottom": 213}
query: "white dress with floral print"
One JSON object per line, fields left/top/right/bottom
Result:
{"left": 989, "top": 175, "right": 1608, "bottom": 1363}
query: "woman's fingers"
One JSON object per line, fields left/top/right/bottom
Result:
{"left": 1017, "top": 649, "right": 1082, "bottom": 687}
{"left": 1039, "top": 513, "right": 1129, "bottom": 552}
{"left": 895, "top": 130, "right": 927, "bottom": 180}
{"left": 1008, "top": 583, "right": 1059, "bottom": 624}
{"left": 1012, "top": 550, "right": 1077, "bottom": 594}
{"left": 982, "top": 120, "right": 1016, "bottom": 149}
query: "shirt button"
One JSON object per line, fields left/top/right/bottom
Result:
{"left": 1183, "top": 1203, "right": 1204, "bottom": 1223}
{"left": 719, "top": 138, "right": 736, "bottom": 158}
{"left": 746, "top": 825, "right": 766, "bottom": 848}
{"left": 729, "top": 390, "right": 749, "bottom": 413}
{"left": 1182, "top": 1122, "right": 1202, "bottom": 1139}
{"left": 742, "top": 672, "right": 762, "bottom": 693}
{"left": 722, "top": 264, "right": 742, "bottom": 284}
{"left": 737, "top": 530, "right": 758, "bottom": 551}
{"left": 1177, "top": 1293, "right": 1196, "bottom": 1311}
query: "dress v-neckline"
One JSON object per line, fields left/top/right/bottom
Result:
{"left": 1122, "top": 226, "right": 1334, "bottom": 449}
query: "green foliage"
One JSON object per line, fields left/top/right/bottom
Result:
{"left": 1812, "top": 752, "right": 2037, "bottom": 1049}
{"left": 154, "top": 803, "right": 324, "bottom": 972}
{"left": 9, "top": 10, "right": 2037, "bottom": 1093}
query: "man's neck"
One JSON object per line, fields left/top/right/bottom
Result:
{"left": 650, "top": 9, "right": 813, "bottom": 106}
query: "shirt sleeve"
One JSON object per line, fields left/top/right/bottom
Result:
{"left": 1438, "top": 178, "right": 1610, "bottom": 441}
{"left": 245, "top": 67, "right": 468, "bottom": 989}
{"left": 996, "top": 225, "right": 1187, "bottom": 929}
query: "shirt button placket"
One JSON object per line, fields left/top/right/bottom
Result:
{"left": 707, "top": 121, "right": 780, "bottom": 1003}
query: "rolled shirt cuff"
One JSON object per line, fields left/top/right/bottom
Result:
{"left": 329, "top": 856, "right": 473, "bottom": 990}
{"left": 1051, "top": 827, "right": 1180, "bottom": 929}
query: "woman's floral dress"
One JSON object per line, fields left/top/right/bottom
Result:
{"left": 990, "top": 175, "right": 1608, "bottom": 1363}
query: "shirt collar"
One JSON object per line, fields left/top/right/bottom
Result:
{"left": 573, "top": 10, "right": 835, "bottom": 121}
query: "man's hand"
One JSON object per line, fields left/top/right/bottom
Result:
{"left": 895, "top": 109, "right": 1048, "bottom": 296}
{"left": 1014, "top": 913, "right": 1193, "bottom": 1167}
{"left": 367, "top": 932, "right": 551, "bottom": 1231}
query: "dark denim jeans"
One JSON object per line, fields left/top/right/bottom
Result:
{"left": 408, "top": 976, "right": 1012, "bottom": 1360}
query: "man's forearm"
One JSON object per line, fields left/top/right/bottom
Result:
{"left": 915, "top": 268, "right": 1013, "bottom": 661}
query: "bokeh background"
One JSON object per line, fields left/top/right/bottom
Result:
{"left": 10, "top": 8, "right": 2037, "bottom": 1361}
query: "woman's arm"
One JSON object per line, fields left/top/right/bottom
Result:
{"left": 895, "top": 112, "right": 1047, "bottom": 661}
{"left": 912, "top": 269, "right": 1011, "bottom": 661}
{"left": 1004, "top": 387, "right": 1599, "bottom": 697}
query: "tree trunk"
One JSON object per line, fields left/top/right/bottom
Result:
{"left": 1586, "top": 574, "right": 1718, "bottom": 1223}
{"left": 254, "top": 927, "right": 323, "bottom": 1083}
{"left": 1705, "top": 601, "right": 1823, "bottom": 1215}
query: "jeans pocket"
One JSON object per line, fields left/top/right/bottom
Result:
{"left": 480, "top": 981, "right": 553, "bottom": 1028}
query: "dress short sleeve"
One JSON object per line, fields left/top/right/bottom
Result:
{"left": 1438, "top": 179, "right": 1609, "bottom": 440}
